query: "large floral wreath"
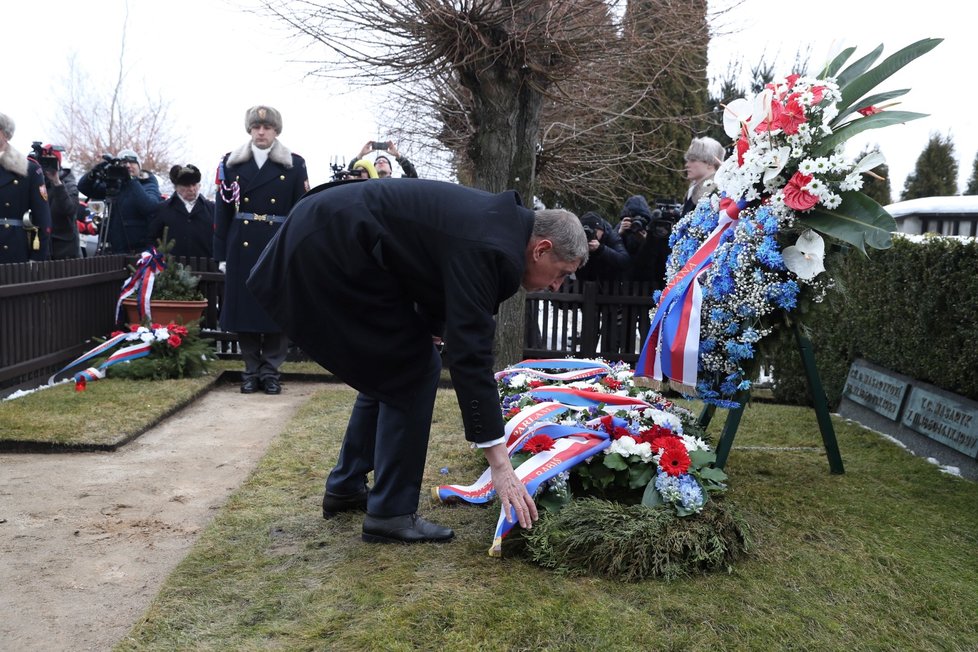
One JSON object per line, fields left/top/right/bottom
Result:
{"left": 636, "top": 39, "right": 940, "bottom": 407}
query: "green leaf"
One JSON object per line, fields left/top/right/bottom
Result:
{"left": 603, "top": 452, "right": 628, "bottom": 471}
{"left": 628, "top": 465, "right": 654, "bottom": 489}
{"left": 837, "top": 38, "right": 942, "bottom": 114}
{"left": 820, "top": 46, "right": 857, "bottom": 78}
{"left": 834, "top": 44, "right": 883, "bottom": 88}
{"left": 802, "top": 191, "right": 897, "bottom": 254}
{"left": 698, "top": 466, "right": 729, "bottom": 483}
{"left": 641, "top": 480, "right": 664, "bottom": 508}
{"left": 688, "top": 449, "right": 716, "bottom": 470}
{"left": 814, "top": 110, "right": 929, "bottom": 157}
{"left": 832, "top": 88, "right": 910, "bottom": 125}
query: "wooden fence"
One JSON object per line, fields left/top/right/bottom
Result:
{"left": 1, "top": 259, "right": 656, "bottom": 395}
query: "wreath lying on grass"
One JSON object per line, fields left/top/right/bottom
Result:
{"left": 434, "top": 358, "right": 752, "bottom": 580}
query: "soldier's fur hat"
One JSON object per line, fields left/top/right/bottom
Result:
{"left": 0, "top": 112, "right": 15, "bottom": 139}
{"left": 245, "top": 105, "right": 283, "bottom": 134}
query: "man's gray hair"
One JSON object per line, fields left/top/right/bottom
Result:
{"left": 0, "top": 112, "right": 15, "bottom": 139}
{"left": 533, "top": 208, "right": 589, "bottom": 266}
{"left": 684, "top": 136, "right": 726, "bottom": 168}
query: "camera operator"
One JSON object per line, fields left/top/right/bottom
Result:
{"left": 574, "top": 211, "right": 629, "bottom": 282}
{"left": 78, "top": 148, "right": 162, "bottom": 254}
{"left": 349, "top": 140, "right": 418, "bottom": 178}
{"left": 32, "top": 143, "right": 80, "bottom": 259}
{"left": 0, "top": 112, "right": 51, "bottom": 263}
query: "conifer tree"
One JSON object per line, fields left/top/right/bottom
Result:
{"left": 964, "top": 151, "right": 978, "bottom": 195}
{"left": 856, "top": 145, "right": 892, "bottom": 206}
{"left": 902, "top": 132, "right": 959, "bottom": 200}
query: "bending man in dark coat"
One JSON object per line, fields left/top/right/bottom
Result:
{"left": 248, "top": 178, "right": 588, "bottom": 544}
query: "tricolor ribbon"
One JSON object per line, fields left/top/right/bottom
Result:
{"left": 494, "top": 358, "right": 611, "bottom": 383}
{"left": 527, "top": 386, "right": 651, "bottom": 410}
{"left": 116, "top": 248, "right": 167, "bottom": 323}
{"left": 48, "top": 332, "right": 153, "bottom": 389}
{"left": 634, "top": 197, "right": 747, "bottom": 394}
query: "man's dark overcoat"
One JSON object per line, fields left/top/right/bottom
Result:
{"left": 214, "top": 144, "right": 307, "bottom": 332}
{"left": 0, "top": 157, "right": 51, "bottom": 263}
{"left": 248, "top": 178, "right": 534, "bottom": 444}
{"left": 149, "top": 193, "right": 215, "bottom": 258}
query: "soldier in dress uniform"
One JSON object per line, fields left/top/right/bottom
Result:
{"left": 0, "top": 112, "right": 51, "bottom": 263}
{"left": 214, "top": 105, "right": 308, "bottom": 395}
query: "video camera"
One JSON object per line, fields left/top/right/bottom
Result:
{"left": 88, "top": 154, "right": 133, "bottom": 197}
{"left": 30, "top": 142, "right": 64, "bottom": 174}
{"left": 647, "top": 199, "right": 683, "bottom": 239}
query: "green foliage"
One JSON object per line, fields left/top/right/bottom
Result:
{"left": 522, "top": 498, "right": 750, "bottom": 581}
{"left": 965, "top": 151, "right": 978, "bottom": 195}
{"left": 902, "top": 132, "right": 959, "bottom": 200}
{"left": 107, "top": 322, "right": 213, "bottom": 381}
{"left": 142, "top": 227, "right": 204, "bottom": 301}
{"left": 767, "top": 236, "right": 978, "bottom": 406}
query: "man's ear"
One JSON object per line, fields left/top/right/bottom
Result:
{"left": 533, "top": 238, "right": 553, "bottom": 260}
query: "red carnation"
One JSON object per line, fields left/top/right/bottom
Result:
{"left": 528, "top": 379, "right": 545, "bottom": 388}
{"left": 506, "top": 406, "right": 521, "bottom": 418}
{"left": 612, "top": 426, "right": 632, "bottom": 440}
{"left": 657, "top": 441, "right": 691, "bottom": 477}
{"left": 75, "top": 377, "right": 87, "bottom": 392}
{"left": 129, "top": 324, "right": 141, "bottom": 332}
{"left": 601, "top": 377, "right": 622, "bottom": 391}
{"left": 172, "top": 325, "right": 189, "bottom": 336}
{"left": 151, "top": 323, "right": 162, "bottom": 330}
{"left": 783, "top": 171, "right": 819, "bottom": 211}
{"left": 110, "top": 330, "right": 124, "bottom": 338}
{"left": 599, "top": 415, "right": 615, "bottom": 434}
{"left": 167, "top": 334, "right": 182, "bottom": 348}
{"left": 524, "top": 434, "right": 556, "bottom": 454}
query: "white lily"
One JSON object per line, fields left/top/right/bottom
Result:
{"left": 783, "top": 229, "right": 826, "bottom": 280}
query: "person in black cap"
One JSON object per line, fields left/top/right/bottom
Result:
{"left": 214, "top": 105, "right": 309, "bottom": 395}
{"left": 573, "top": 211, "right": 629, "bottom": 283}
{"left": 148, "top": 164, "right": 215, "bottom": 257}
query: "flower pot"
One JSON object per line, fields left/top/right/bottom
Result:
{"left": 122, "top": 298, "right": 208, "bottom": 325}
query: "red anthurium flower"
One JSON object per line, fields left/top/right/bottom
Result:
{"left": 658, "top": 441, "right": 691, "bottom": 477}
{"left": 167, "top": 334, "right": 182, "bottom": 348}
{"left": 777, "top": 95, "right": 806, "bottom": 135}
{"left": 784, "top": 73, "right": 800, "bottom": 90}
{"left": 524, "top": 434, "right": 556, "bottom": 454}
{"left": 810, "top": 85, "right": 827, "bottom": 104}
{"left": 857, "top": 105, "right": 882, "bottom": 116}
{"left": 783, "top": 172, "right": 819, "bottom": 211}
{"left": 736, "top": 135, "right": 750, "bottom": 166}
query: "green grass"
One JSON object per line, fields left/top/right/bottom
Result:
{"left": 113, "top": 388, "right": 978, "bottom": 651}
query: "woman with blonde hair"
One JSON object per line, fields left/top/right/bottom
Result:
{"left": 681, "top": 136, "right": 726, "bottom": 215}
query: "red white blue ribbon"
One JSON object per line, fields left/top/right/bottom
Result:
{"left": 116, "top": 248, "right": 167, "bottom": 323}
{"left": 48, "top": 332, "right": 152, "bottom": 388}
{"left": 635, "top": 198, "right": 746, "bottom": 393}
{"left": 494, "top": 358, "right": 611, "bottom": 382}
{"left": 527, "top": 386, "right": 650, "bottom": 410}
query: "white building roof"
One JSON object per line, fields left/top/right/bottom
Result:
{"left": 885, "top": 195, "right": 978, "bottom": 220}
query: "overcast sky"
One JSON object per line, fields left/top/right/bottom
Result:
{"left": 5, "top": 0, "right": 972, "bottom": 201}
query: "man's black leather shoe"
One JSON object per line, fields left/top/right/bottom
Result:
{"left": 362, "top": 513, "right": 454, "bottom": 544}
{"left": 322, "top": 489, "right": 368, "bottom": 519}
{"left": 240, "top": 378, "right": 259, "bottom": 394}
{"left": 262, "top": 378, "right": 282, "bottom": 395}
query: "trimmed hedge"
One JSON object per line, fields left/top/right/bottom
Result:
{"left": 767, "top": 235, "right": 978, "bottom": 407}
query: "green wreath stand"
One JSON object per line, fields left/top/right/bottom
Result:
{"left": 697, "top": 322, "right": 845, "bottom": 474}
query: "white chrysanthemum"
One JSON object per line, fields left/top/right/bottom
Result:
{"left": 608, "top": 435, "right": 654, "bottom": 463}
{"left": 821, "top": 192, "right": 843, "bottom": 209}
{"left": 648, "top": 409, "right": 682, "bottom": 432}
{"left": 140, "top": 332, "right": 155, "bottom": 343}
{"left": 681, "top": 434, "right": 710, "bottom": 452}
{"left": 508, "top": 373, "right": 528, "bottom": 388}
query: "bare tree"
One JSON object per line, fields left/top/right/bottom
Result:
{"left": 262, "top": 0, "right": 711, "bottom": 364}
{"left": 49, "top": 4, "right": 182, "bottom": 178}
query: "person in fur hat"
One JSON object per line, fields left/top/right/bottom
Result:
{"left": 0, "top": 112, "right": 51, "bottom": 263}
{"left": 214, "top": 105, "right": 309, "bottom": 395}
{"left": 148, "top": 164, "right": 215, "bottom": 257}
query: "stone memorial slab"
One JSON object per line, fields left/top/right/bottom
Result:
{"left": 842, "top": 359, "right": 909, "bottom": 421}
{"left": 901, "top": 387, "right": 978, "bottom": 459}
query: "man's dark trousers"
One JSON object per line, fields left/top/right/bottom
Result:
{"left": 238, "top": 332, "right": 289, "bottom": 382}
{"left": 326, "top": 346, "right": 442, "bottom": 517}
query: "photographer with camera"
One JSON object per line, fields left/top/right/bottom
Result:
{"left": 574, "top": 211, "right": 630, "bottom": 283}
{"left": 0, "top": 112, "right": 51, "bottom": 263}
{"left": 31, "top": 143, "right": 80, "bottom": 259}
{"left": 349, "top": 140, "right": 418, "bottom": 179}
{"left": 617, "top": 194, "right": 681, "bottom": 291}
{"left": 78, "top": 148, "right": 162, "bottom": 254}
